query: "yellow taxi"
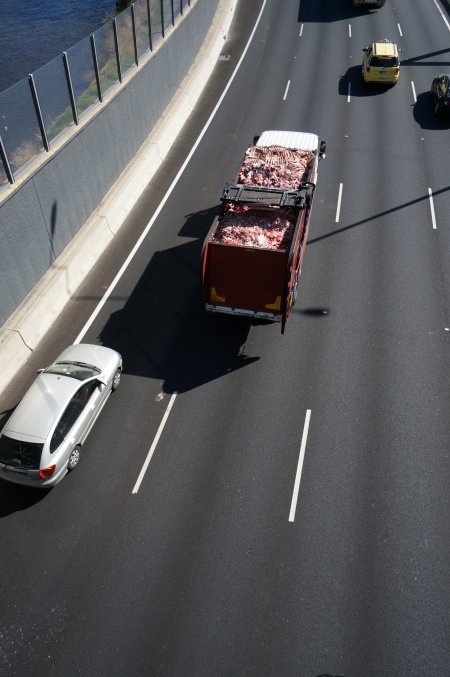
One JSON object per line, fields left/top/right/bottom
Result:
{"left": 362, "top": 40, "right": 401, "bottom": 84}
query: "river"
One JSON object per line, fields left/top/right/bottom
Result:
{"left": 0, "top": 0, "right": 117, "bottom": 93}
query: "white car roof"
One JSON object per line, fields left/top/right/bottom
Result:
{"left": 257, "top": 130, "right": 319, "bottom": 151}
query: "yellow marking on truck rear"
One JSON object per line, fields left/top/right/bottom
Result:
{"left": 211, "top": 287, "right": 225, "bottom": 303}
{"left": 265, "top": 296, "right": 281, "bottom": 310}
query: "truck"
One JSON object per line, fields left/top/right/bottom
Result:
{"left": 201, "top": 130, "right": 326, "bottom": 333}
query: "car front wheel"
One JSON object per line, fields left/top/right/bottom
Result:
{"left": 68, "top": 445, "right": 81, "bottom": 471}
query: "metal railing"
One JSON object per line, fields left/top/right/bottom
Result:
{"left": 0, "top": 0, "right": 190, "bottom": 189}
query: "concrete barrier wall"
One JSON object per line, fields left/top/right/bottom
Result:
{"left": 0, "top": 0, "right": 221, "bottom": 329}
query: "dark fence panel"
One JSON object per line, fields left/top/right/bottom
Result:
{"left": 66, "top": 36, "right": 99, "bottom": 120}
{"left": 33, "top": 55, "right": 76, "bottom": 144}
{"left": 0, "top": 78, "right": 46, "bottom": 177}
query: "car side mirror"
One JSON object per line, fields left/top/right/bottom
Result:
{"left": 363, "top": 47, "right": 368, "bottom": 52}
{"left": 319, "top": 139, "right": 327, "bottom": 158}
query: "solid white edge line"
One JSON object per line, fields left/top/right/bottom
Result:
{"left": 335, "top": 183, "right": 343, "bottom": 222}
{"left": 411, "top": 81, "right": 417, "bottom": 103}
{"left": 299, "top": 24, "right": 303, "bottom": 37}
{"left": 428, "top": 187, "right": 437, "bottom": 230}
{"left": 132, "top": 392, "right": 177, "bottom": 494}
{"left": 347, "top": 82, "right": 351, "bottom": 102}
{"left": 397, "top": 23, "right": 403, "bottom": 37}
{"left": 283, "top": 80, "right": 291, "bottom": 100}
{"left": 289, "top": 409, "right": 311, "bottom": 523}
{"left": 432, "top": 0, "right": 450, "bottom": 30}
{"left": 73, "top": 0, "right": 268, "bottom": 345}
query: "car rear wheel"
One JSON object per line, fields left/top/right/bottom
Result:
{"left": 112, "top": 369, "right": 121, "bottom": 391}
{"left": 68, "top": 445, "right": 81, "bottom": 471}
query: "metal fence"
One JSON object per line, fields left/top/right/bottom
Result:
{"left": 0, "top": 0, "right": 190, "bottom": 189}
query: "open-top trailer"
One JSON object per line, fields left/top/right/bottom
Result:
{"left": 201, "top": 130, "right": 326, "bottom": 333}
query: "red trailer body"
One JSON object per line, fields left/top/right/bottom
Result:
{"left": 201, "top": 131, "right": 324, "bottom": 333}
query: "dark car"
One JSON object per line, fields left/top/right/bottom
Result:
{"left": 431, "top": 74, "right": 450, "bottom": 115}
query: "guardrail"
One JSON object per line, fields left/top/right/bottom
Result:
{"left": 0, "top": 0, "right": 190, "bottom": 189}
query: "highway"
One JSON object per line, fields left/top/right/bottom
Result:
{"left": 1, "top": 0, "right": 449, "bottom": 675}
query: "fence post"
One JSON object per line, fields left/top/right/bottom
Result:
{"left": 170, "top": 0, "right": 175, "bottom": 25}
{"left": 180, "top": 0, "right": 183, "bottom": 15}
{"left": 113, "top": 19, "right": 122, "bottom": 82}
{"left": 62, "top": 52, "right": 79, "bottom": 125}
{"left": 0, "top": 135, "right": 14, "bottom": 184}
{"left": 160, "top": 0, "right": 165, "bottom": 38}
{"left": 28, "top": 74, "right": 50, "bottom": 152}
{"left": 147, "top": 0, "right": 153, "bottom": 51}
{"left": 131, "top": 5, "right": 139, "bottom": 66}
{"left": 90, "top": 34, "right": 103, "bottom": 102}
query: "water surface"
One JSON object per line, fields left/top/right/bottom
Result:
{"left": 0, "top": 0, "right": 116, "bottom": 92}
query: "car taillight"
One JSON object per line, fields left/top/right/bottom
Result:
{"left": 366, "top": 67, "right": 370, "bottom": 72}
{"left": 394, "top": 67, "right": 400, "bottom": 72}
{"left": 39, "top": 465, "right": 56, "bottom": 479}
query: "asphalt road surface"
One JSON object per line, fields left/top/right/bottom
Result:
{"left": 1, "top": 1, "right": 449, "bottom": 675}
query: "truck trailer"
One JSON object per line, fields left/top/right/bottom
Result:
{"left": 201, "top": 130, "right": 325, "bottom": 333}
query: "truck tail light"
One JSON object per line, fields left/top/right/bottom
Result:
{"left": 210, "top": 287, "right": 225, "bottom": 303}
{"left": 39, "top": 465, "right": 56, "bottom": 479}
{"left": 265, "top": 296, "right": 281, "bottom": 311}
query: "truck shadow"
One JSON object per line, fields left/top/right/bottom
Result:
{"left": 98, "top": 207, "right": 259, "bottom": 394}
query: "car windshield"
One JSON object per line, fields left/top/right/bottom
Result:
{"left": 370, "top": 56, "right": 398, "bottom": 67}
{"left": 44, "top": 361, "right": 100, "bottom": 381}
{"left": 0, "top": 435, "right": 42, "bottom": 469}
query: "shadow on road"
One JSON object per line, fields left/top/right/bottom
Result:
{"left": 298, "top": 0, "right": 381, "bottom": 22}
{"left": 413, "top": 91, "right": 450, "bottom": 130}
{"left": 97, "top": 206, "right": 260, "bottom": 394}
{"left": 308, "top": 186, "right": 450, "bottom": 245}
{"left": 339, "top": 66, "right": 394, "bottom": 97}
{"left": 0, "top": 481, "right": 49, "bottom": 515}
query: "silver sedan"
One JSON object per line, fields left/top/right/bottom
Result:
{"left": 0, "top": 344, "right": 122, "bottom": 488}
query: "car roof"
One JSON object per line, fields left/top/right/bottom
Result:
{"left": 373, "top": 41, "right": 398, "bottom": 57}
{"left": 2, "top": 373, "right": 80, "bottom": 442}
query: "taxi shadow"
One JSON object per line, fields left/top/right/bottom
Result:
{"left": 97, "top": 206, "right": 260, "bottom": 394}
{"left": 339, "top": 66, "right": 394, "bottom": 97}
{"left": 413, "top": 91, "right": 450, "bottom": 130}
{"left": 298, "top": 0, "right": 380, "bottom": 22}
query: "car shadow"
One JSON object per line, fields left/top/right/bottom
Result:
{"left": 339, "top": 65, "right": 394, "bottom": 97}
{"left": 413, "top": 91, "right": 450, "bottom": 130}
{"left": 0, "top": 481, "right": 50, "bottom": 515}
{"left": 97, "top": 206, "right": 260, "bottom": 395}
